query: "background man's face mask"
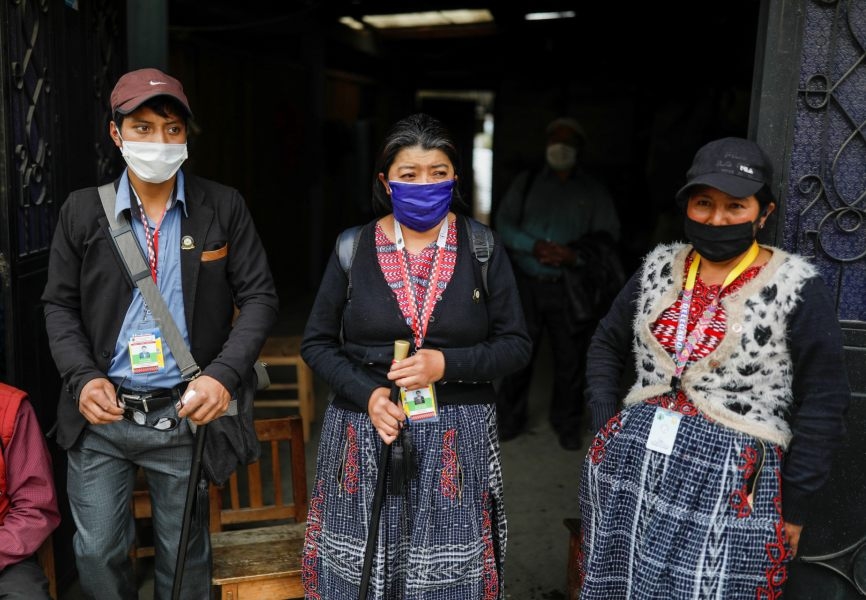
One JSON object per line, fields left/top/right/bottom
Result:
{"left": 546, "top": 143, "right": 577, "bottom": 171}
{"left": 120, "top": 134, "right": 188, "bottom": 183}
{"left": 388, "top": 179, "right": 454, "bottom": 232}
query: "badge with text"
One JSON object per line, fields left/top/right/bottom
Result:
{"left": 128, "top": 329, "right": 166, "bottom": 374}
{"left": 645, "top": 407, "right": 682, "bottom": 455}
{"left": 400, "top": 384, "right": 439, "bottom": 422}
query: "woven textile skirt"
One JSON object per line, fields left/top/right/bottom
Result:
{"left": 302, "top": 402, "right": 506, "bottom": 600}
{"left": 579, "top": 398, "right": 792, "bottom": 599}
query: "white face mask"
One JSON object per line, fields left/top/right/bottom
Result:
{"left": 546, "top": 143, "right": 577, "bottom": 172}
{"left": 119, "top": 135, "right": 188, "bottom": 183}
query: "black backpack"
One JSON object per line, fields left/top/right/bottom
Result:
{"left": 335, "top": 216, "right": 495, "bottom": 304}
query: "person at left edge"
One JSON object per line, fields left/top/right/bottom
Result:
{"left": 0, "top": 382, "right": 60, "bottom": 599}
{"left": 41, "top": 68, "right": 278, "bottom": 599}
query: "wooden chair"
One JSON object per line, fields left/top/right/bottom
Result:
{"left": 209, "top": 415, "right": 309, "bottom": 600}
{"left": 36, "top": 534, "right": 57, "bottom": 600}
{"left": 255, "top": 335, "right": 316, "bottom": 442}
{"left": 131, "top": 416, "right": 310, "bottom": 599}
{"left": 131, "top": 468, "right": 155, "bottom": 562}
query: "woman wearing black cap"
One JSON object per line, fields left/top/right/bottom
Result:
{"left": 577, "top": 137, "right": 850, "bottom": 598}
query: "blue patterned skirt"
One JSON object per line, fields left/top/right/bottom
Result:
{"left": 579, "top": 398, "right": 792, "bottom": 599}
{"left": 302, "top": 402, "right": 506, "bottom": 600}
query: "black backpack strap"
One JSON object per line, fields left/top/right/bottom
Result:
{"left": 337, "top": 219, "right": 493, "bottom": 299}
{"left": 336, "top": 225, "right": 363, "bottom": 300}
{"left": 463, "top": 216, "right": 495, "bottom": 297}
{"left": 334, "top": 225, "right": 363, "bottom": 345}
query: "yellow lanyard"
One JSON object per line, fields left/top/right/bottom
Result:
{"left": 671, "top": 241, "right": 760, "bottom": 389}
{"left": 684, "top": 241, "right": 760, "bottom": 292}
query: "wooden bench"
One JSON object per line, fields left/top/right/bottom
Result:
{"left": 211, "top": 522, "right": 307, "bottom": 599}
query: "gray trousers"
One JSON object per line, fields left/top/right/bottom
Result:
{"left": 0, "top": 556, "right": 51, "bottom": 599}
{"left": 67, "top": 408, "right": 211, "bottom": 600}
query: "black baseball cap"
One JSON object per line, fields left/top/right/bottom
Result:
{"left": 676, "top": 137, "right": 772, "bottom": 206}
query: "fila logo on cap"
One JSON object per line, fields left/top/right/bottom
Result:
{"left": 739, "top": 165, "right": 754, "bottom": 175}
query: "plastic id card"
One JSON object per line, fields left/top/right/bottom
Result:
{"left": 128, "top": 329, "right": 166, "bottom": 374}
{"left": 400, "top": 384, "right": 439, "bottom": 423}
{"left": 645, "top": 406, "right": 682, "bottom": 455}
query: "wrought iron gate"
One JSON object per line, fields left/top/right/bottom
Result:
{"left": 757, "top": 0, "right": 866, "bottom": 596}
{"left": 0, "top": 0, "right": 124, "bottom": 588}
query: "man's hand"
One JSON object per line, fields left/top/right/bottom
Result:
{"left": 533, "top": 240, "right": 576, "bottom": 266}
{"left": 78, "top": 377, "right": 124, "bottom": 424}
{"left": 177, "top": 375, "right": 231, "bottom": 425}
{"left": 368, "top": 387, "right": 405, "bottom": 444}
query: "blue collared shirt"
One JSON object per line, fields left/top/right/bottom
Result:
{"left": 107, "top": 169, "right": 190, "bottom": 391}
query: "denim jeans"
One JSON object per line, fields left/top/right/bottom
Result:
{"left": 67, "top": 406, "right": 211, "bottom": 600}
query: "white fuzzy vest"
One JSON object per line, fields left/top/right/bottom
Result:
{"left": 624, "top": 243, "right": 817, "bottom": 448}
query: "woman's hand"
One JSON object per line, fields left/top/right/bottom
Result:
{"left": 784, "top": 522, "right": 803, "bottom": 558}
{"left": 368, "top": 386, "right": 405, "bottom": 445}
{"left": 386, "top": 349, "right": 445, "bottom": 389}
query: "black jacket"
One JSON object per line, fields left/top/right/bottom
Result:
{"left": 41, "top": 171, "right": 279, "bottom": 451}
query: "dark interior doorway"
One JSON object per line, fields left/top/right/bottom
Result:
{"left": 163, "top": 0, "right": 762, "bottom": 293}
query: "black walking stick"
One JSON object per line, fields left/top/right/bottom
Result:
{"left": 171, "top": 421, "right": 207, "bottom": 600}
{"left": 359, "top": 340, "right": 410, "bottom": 599}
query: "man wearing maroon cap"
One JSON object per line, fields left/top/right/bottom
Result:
{"left": 42, "top": 68, "right": 278, "bottom": 598}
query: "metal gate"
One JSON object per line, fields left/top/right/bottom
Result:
{"left": 0, "top": 0, "right": 124, "bottom": 587}
{"left": 757, "top": 0, "right": 866, "bottom": 596}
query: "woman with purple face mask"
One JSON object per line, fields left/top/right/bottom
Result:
{"left": 300, "top": 113, "right": 531, "bottom": 598}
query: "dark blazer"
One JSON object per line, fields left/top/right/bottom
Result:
{"left": 41, "top": 171, "right": 279, "bottom": 449}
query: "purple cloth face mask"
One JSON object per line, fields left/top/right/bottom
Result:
{"left": 389, "top": 179, "right": 454, "bottom": 232}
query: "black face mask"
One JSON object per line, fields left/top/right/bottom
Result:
{"left": 684, "top": 217, "right": 759, "bottom": 262}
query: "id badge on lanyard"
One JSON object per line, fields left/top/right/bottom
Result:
{"left": 400, "top": 384, "right": 439, "bottom": 422}
{"left": 128, "top": 311, "right": 166, "bottom": 375}
{"left": 128, "top": 192, "right": 170, "bottom": 376}
{"left": 393, "top": 218, "right": 450, "bottom": 424}
{"left": 646, "top": 407, "right": 682, "bottom": 455}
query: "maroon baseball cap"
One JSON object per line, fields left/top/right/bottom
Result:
{"left": 110, "top": 68, "right": 192, "bottom": 117}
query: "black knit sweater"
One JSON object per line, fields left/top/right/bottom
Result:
{"left": 302, "top": 215, "right": 532, "bottom": 413}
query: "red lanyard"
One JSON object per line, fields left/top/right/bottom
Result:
{"left": 133, "top": 193, "right": 168, "bottom": 283}
{"left": 394, "top": 218, "right": 449, "bottom": 350}
{"left": 670, "top": 242, "right": 760, "bottom": 389}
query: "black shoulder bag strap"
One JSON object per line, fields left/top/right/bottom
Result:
{"left": 97, "top": 183, "right": 202, "bottom": 382}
